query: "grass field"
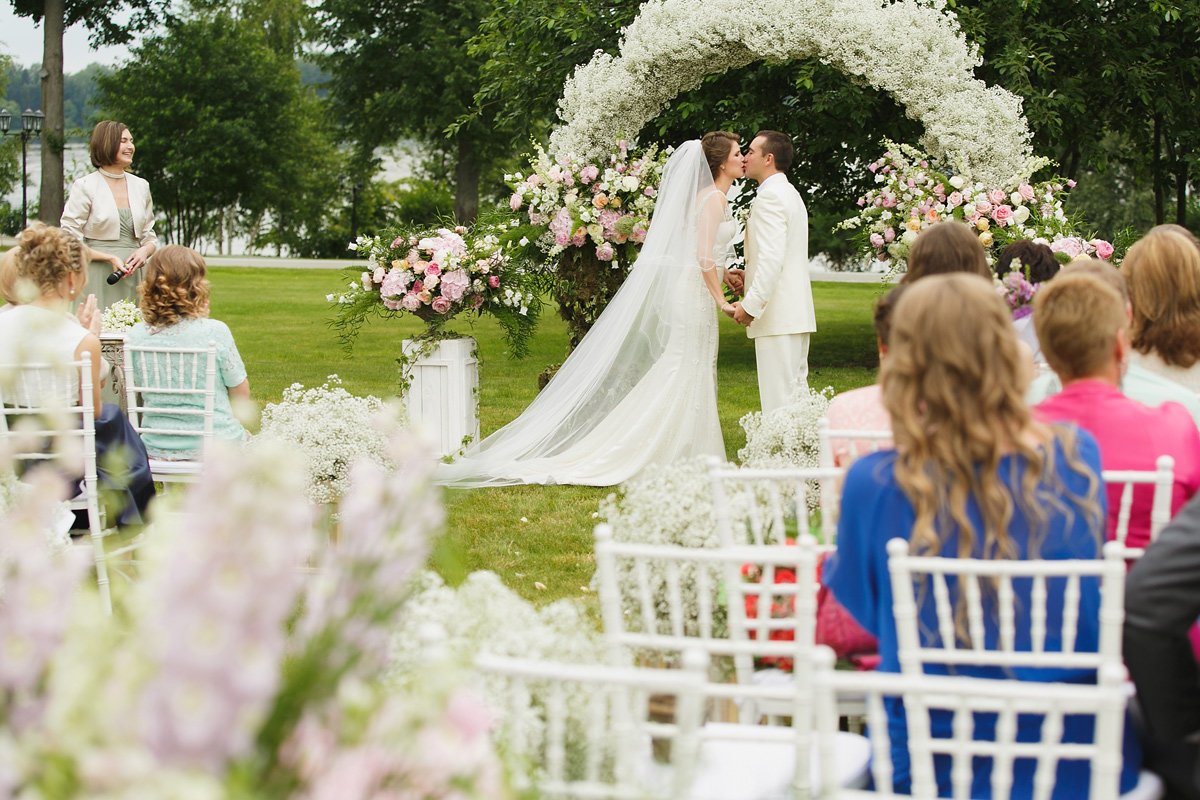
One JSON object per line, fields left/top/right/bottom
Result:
{"left": 211, "top": 268, "right": 882, "bottom": 602}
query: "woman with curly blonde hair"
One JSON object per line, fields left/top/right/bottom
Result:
{"left": 824, "top": 273, "right": 1141, "bottom": 798}
{"left": 1121, "top": 224, "right": 1200, "bottom": 391}
{"left": 0, "top": 223, "right": 154, "bottom": 527}
{"left": 125, "top": 245, "right": 250, "bottom": 458}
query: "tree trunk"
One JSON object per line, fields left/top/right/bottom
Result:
{"left": 39, "top": 0, "right": 66, "bottom": 224}
{"left": 454, "top": 135, "right": 480, "bottom": 224}
{"left": 1177, "top": 160, "right": 1188, "bottom": 227}
{"left": 1152, "top": 113, "right": 1165, "bottom": 225}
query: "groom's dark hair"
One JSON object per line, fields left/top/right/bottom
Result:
{"left": 754, "top": 130, "right": 794, "bottom": 172}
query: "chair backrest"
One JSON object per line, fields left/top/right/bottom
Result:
{"left": 886, "top": 538, "right": 1127, "bottom": 674}
{"left": 475, "top": 649, "right": 708, "bottom": 800}
{"left": 707, "top": 456, "right": 845, "bottom": 547}
{"left": 817, "top": 418, "right": 893, "bottom": 470}
{"left": 123, "top": 342, "right": 217, "bottom": 458}
{"left": 1102, "top": 455, "right": 1175, "bottom": 557}
{"left": 0, "top": 355, "right": 111, "bottom": 614}
{"left": 812, "top": 647, "right": 1128, "bottom": 800}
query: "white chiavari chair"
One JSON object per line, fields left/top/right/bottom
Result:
{"left": 123, "top": 342, "right": 217, "bottom": 484}
{"left": 816, "top": 418, "right": 892, "bottom": 470}
{"left": 0, "top": 354, "right": 112, "bottom": 613}
{"left": 707, "top": 456, "right": 845, "bottom": 548}
{"left": 1103, "top": 455, "right": 1175, "bottom": 559}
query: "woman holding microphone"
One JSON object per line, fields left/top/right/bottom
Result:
{"left": 60, "top": 120, "right": 158, "bottom": 310}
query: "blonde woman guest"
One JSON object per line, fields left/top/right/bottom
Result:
{"left": 824, "top": 274, "right": 1141, "bottom": 798}
{"left": 1033, "top": 272, "right": 1200, "bottom": 551}
{"left": 60, "top": 120, "right": 158, "bottom": 310}
{"left": 0, "top": 224, "right": 154, "bottom": 527}
{"left": 1122, "top": 225, "right": 1200, "bottom": 392}
{"left": 124, "top": 245, "right": 249, "bottom": 459}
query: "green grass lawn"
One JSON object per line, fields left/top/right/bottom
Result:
{"left": 210, "top": 267, "right": 882, "bottom": 603}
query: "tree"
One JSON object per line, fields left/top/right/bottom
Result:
{"left": 315, "top": 0, "right": 517, "bottom": 223}
{"left": 10, "top": 0, "right": 168, "bottom": 224}
{"left": 95, "top": 11, "right": 342, "bottom": 250}
{"left": 0, "top": 54, "right": 21, "bottom": 232}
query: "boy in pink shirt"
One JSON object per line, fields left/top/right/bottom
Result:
{"left": 1032, "top": 270, "right": 1200, "bottom": 549}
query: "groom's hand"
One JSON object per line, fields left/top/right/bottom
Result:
{"left": 725, "top": 268, "right": 745, "bottom": 296}
{"left": 732, "top": 302, "right": 754, "bottom": 327}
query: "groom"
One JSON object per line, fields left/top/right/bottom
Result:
{"left": 727, "top": 130, "right": 816, "bottom": 412}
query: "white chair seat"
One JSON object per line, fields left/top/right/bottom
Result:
{"left": 147, "top": 458, "right": 202, "bottom": 477}
{"left": 687, "top": 724, "right": 869, "bottom": 800}
{"left": 1123, "top": 770, "right": 1165, "bottom": 800}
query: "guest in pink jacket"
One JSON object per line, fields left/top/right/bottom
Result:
{"left": 1033, "top": 270, "right": 1200, "bottom": 549}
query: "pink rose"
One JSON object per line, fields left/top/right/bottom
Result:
{"left": 989, "top": 189, "right": 1006, "bottom": 205}
{"left": 431, "top": 296, "right": 452, "bottom": 314}
{"left": 1018, "top": 184, "right": 1035, "bottom": 202}
{"left": 883, "top": 227, "right": 896, "bottom": 243}
{"left": 881, "top": 194, "right": 897, "bottom": 209}
{"left": 425, "top": 263, "right": 441, "bottom": 277}
{"left": 1091, "top": 239, "right": 1115, "bottom": 260}
{"left": 595, "top": 242, "right": 614, "bottom": 261}
{"left": 946, "top": 191, "right": 963, "bottom": 208}
{"left": 991, "top": 205, "right": 1013, "bottom": 226}
{"left": 471, "top": 294, "right": 485, "bottom": 310}
{"left": 975, "top": 200, "right": 993, "bottom": 216}
{"left": 411, "top": 280, "right": 424, "bottom": 294}
{"left": 509, "top": 193, "right": 522, "bottom": 211}
{"left": 400, "top": 293, "right": 422, "bottom": 312}
{"left": 869, "top": 233, "right": 885, "bottom": 249}
{"left": 488, "top": 275, "right": 500, "bottom": 288}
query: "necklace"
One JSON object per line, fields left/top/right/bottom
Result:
{"left": 98, "top": 168, "right": 127, "bottom": 180}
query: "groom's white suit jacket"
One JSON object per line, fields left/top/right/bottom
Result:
{"left": 741, "top": 173, "right": 816, "bottom": 339}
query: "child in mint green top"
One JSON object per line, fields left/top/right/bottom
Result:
{"left": 126, "top": 245, "right": 250, "bottom": 458}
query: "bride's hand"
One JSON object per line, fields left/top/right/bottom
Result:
{"left": 720, "top": 302, "right": 736, "bottom": 317}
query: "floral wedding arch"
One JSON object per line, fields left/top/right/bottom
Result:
{"left": 549, "top": 0, "right": 1036, "bottom": 185}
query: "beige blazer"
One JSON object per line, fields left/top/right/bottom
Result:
{"left": 60, "top": 171, "right": 158, "bottom": 248}
{"left": 741, "top": 173, "right": 815, "bottom": 339}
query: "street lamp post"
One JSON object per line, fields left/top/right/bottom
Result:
{"left": 0, "top": 108, "right": 46, "bottom": 229}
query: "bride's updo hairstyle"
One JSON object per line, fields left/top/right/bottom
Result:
{"left": 139, "top": 244, "right": 210, "bottom": 328}
{"left": 901, "top": 220, "right": 990, "bottom": 283}
{"left": 882, "top": 273, "right": 1101, "bottom": 566}
{"left": 11, "top": 223, "right": 85, "bottom": 294}
{"left": 701, "top": 131, "right": 740, "bottom": 178}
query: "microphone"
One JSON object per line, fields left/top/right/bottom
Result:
{"left": 106, "top": 266, "right": 130, "bottom": 285}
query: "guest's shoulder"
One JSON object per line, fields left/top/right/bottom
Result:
{"left": 843, "top": 449, "right": 900, "bottom": 498}
{"left": 1048, "top": 423, "right": 1101, "bottom": 471}
{"left": 124, "top": 321, "right": 150, "bottom": 342}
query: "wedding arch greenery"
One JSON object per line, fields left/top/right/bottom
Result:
{"left": 549, "top": 0, "right": 1037, "bottom": 186}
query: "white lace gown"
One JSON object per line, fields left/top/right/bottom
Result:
{"left": 436, "top": 142, "right": 733, "bottom": 488}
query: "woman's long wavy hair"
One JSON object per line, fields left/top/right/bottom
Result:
{"left": 881, "top": 274, "right": 1103, "bottom": 572}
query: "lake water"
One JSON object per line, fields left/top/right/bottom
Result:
{"left": 7, "top": 141, "right": 418, "bottom": 256}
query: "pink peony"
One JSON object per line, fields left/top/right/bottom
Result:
{"left": 380, "top": 268, "right": 408, "bottom": 298}
{"left": 869, "top": 233, "right": 885, "bottom": 249}
{"left": 883, "top": 227, "right": 896, "bottom": 243}
{"left": 1050, "top": 237, "right": 1084, "bottom": 258}
{"left": 401, "top": 293, "right": 422, "bottom": 312}
{"left": 947, "top": 191, "right": 963, "bottom": 208}
{"left": 991, "top": 205, "right": 1013, "bottom": 226}
{"left": 580, "top": 165, "right": 599, "bottom": 183}
{"left": 488, "top": 275, "right": 500, "bottom": 289}
{"left": 595, "top": 242, "right": 614, "bottom": 261}
{"left": 1018, "top": 184, "right": 1035, "bottom": 202}
{"left": 1091, "top": 239, "right": 1115, "bottom": 260}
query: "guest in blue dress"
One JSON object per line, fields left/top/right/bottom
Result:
{"left": 125, "top": 245, "right": 250, "bottom": 459}
{"left": 824, "top": 273, "right": 1142, "bottom": 798}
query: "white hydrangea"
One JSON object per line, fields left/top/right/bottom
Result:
{"left": 549, "top": 0, "right": 1034, "bottom": 185}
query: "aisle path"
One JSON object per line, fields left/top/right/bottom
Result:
{"left": 0, "top": 237, "right": 887, "bottom": 282}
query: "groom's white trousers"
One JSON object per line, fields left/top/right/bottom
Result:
{"left": 754, "top": 333, "right": 811, "bottom": 412}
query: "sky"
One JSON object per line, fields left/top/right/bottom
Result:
{"left": 0, "top": 6, "right": 130, "bottom": 74}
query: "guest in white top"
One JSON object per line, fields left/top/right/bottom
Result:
{"left": 0, "top": 223, "right": 154, "bottom": 527}
{"left": 1122, "top": 225, "right": 1200, "bottom": 392}
{"left": 60, "top": 120, "right": 158, "bottom": 310}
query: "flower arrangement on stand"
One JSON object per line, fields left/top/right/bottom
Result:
{"left": 99, "top": 299, "right": 142, "bottom": 333}
{"left": 505, "top": 141, "right": 672, "bottom": 350}
{"left": 0, "top": 413, "right": 507, "bottom": 798}
{"left": 330, "top": 220, "right": 542, "bottom": 382}
{"left": 837, "top": 140, "right": 1114, "bottom": 275}
{"left": 256, "top": 376, "right": 391, "bottom": 506}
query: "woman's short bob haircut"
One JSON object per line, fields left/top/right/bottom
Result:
{"left": 89, "top": 120, "right": 129, "bottom": 169}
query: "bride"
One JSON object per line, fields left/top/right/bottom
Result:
{"left": 436, "top": 133, "right": 744, "bottom": 487}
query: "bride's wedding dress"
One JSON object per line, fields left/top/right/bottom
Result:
{"left": 436, "top": 141, "right": 733, "bottom": 487}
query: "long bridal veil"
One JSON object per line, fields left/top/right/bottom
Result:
{"left": 435, "top": 141, "right": 719, "bottom": 487}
